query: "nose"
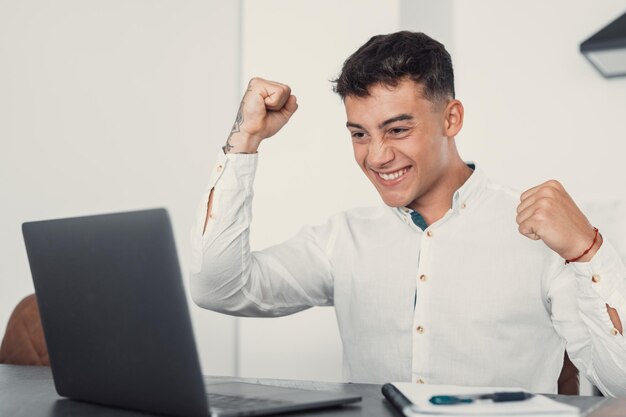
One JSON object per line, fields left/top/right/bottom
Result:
{"left": 366, "top": 139, "right": 394, "bottom": 169}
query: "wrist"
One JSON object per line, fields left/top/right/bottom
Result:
{"left": 223, "top": 132, "right": 262, "bottom": 154}
{"left": 565, "top": 227, "right": 602, "bottom": 264}
{"left": 575, "top": 230, "right": 603, "bottom": 263}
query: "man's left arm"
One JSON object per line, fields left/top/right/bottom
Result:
{"left": 517, "top": 180, "right": 626, "bottom": 395}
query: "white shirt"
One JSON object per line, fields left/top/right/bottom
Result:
{"left": 190, "top": 152, "right": 626, "bottom": 396}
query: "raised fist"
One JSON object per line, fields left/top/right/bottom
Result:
{"left": 223, "top": 77, "right": 298, "bottom": 154}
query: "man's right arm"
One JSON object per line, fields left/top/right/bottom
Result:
{"left": 190, "top": 78, "right": 334, "bottom": 317}
{"left": 203, "top": 77, "right": 298, "bottom": 233}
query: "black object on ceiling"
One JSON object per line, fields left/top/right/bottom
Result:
{"left": 580, "top": 10, "right": 626, "bottom": 78}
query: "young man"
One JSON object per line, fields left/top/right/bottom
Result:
{"left": 190, "top": 32, "right": 626, "bottom": 395}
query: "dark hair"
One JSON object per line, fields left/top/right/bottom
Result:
{"left": 332, "top": 31, "right": 455, "bottom": 103}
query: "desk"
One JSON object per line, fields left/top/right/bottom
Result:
{"left": 0, "top": 364, "right": 617, "bottom": 416}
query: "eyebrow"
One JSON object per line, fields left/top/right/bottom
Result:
{"left": 346, "top": 114, "right": 414, "bottom": 130}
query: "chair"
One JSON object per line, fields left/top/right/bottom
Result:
{"left": 0, "top": 294, "right": 49, "bottom": 366}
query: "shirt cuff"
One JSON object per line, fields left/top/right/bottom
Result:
{"left": 206, "top": 151, "right": 259, "bottom": 192}
{"left": 570, "top": 238, "right": 626, "bottom": 315}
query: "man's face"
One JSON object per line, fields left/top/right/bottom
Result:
{"left": 344, "top": 78, "right": 454, "bottom": 211}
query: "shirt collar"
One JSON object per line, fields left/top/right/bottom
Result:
{"left": 394, "top": 162, "right": 487, "bottom": 223}
{"left": 450, "top": 162, "right": 485, "bottom": 213}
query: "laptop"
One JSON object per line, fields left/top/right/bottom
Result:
{"left": 22, "top": 208, "right": 361, "bottom": 417}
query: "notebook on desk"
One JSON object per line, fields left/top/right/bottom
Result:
{"left": 22, "top": 208, "right": 361, "bottom": 417}
{"left": 382, "top": 382, "right": 580, "bottom": 416}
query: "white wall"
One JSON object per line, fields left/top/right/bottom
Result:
{"left": 0, "top": 0, "right": 240, "bottom": 376}
{"left": 400, "top": 0, "right": 453, "bottom": 54}
{"left": 453, "top": 0, "right": 626, "bottom": 203}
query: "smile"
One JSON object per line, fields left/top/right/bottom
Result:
{"left": 376, "top": 167, "right": 410, "bottom": 182}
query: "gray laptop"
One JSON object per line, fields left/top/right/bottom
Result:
{"left": 22, "top": 208, "right": 361, "bottom": 417}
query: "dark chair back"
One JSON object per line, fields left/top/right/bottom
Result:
{"left": 0, "top": 294, "right": 49, "bottom": 366}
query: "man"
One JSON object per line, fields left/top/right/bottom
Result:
{"left": 190, "top": 32, "right": 626, "bottom": 395}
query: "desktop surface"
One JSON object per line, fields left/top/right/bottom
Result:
{"left": 0, "top": 364, "right": 614, "bottom": 417}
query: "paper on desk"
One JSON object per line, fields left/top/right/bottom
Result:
{"left": 392, "top": 383, "right": 580, "bottom": 416}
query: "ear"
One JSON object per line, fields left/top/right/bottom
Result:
{"left": 443, "top": 99, "right": 464, "bottom": 138}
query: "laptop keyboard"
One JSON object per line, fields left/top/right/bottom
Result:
{"left": 207, "top": 393, "right": 293, "bottom": 411}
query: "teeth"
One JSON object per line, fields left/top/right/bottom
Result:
{"left": 379, "top": 168, "right": 408, "bottom": 181}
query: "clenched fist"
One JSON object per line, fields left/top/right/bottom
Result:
{"left": 516, "top": 180, "right": 601, "bottom": 262}
{"left": 223, "top": 77, "right": 298, "bottom": 154}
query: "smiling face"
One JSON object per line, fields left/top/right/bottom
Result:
{"left": 344, "top": 78, "right": 466, "bottom": 215}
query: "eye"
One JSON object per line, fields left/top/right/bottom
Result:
{"left": 351, "top": 131, "right": 367, "bottom": 139}
{"left": 386, "top": 127, "right": 411, "bottom": 139}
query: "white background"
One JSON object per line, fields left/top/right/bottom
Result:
{"left": 2, "top": 0, "right": 626, "bottom": 393}
{"left": 0, "top": 0, "right": 240, "bottom": 376}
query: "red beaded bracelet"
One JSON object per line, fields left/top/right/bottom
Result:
{"left": 565, "top": 227, "right": 599, "bottom": 264}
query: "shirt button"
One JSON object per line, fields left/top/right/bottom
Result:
{"left": 415, "top": 378, "right": 425, "bottom": 384}
{"left": 209, "top": 213, "right": 215, "bottom": 219}
{"left": 591, "top": 274, "right": 601, "bottom": 283}
{"left": 419, "top": 274, "right": 428, "bottom": 282}
{"left": 426, "top": 231, "right": 433, "bottom": 237}
{"left": 416, "top": 325, "right": 425, "bottom": 334}
{"left": 402, "top": 207, "right": 410, "bottom": 213}
{"left": 461, "top": 202, "right": 467, "bottom": 209}
{"left": 217, "top": 164, "right": 223, "bottom": 172}
{"left": 611, "top": 328, "right": 619, "bottom": 336}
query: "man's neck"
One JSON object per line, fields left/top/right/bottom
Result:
{"left": 409, "top": 162, "right": 473, "bottom": 226}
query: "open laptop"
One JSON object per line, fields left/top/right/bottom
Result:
{"left": 22, "top": 208, "right": 361, "bottom": 417}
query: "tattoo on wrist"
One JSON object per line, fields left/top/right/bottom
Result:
{"left": 222, "top": 102, "right": 244, "bottom": 153}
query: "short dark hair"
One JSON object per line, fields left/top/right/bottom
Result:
{"left": 332, "top": 31, "right": 455, "bottom": 103}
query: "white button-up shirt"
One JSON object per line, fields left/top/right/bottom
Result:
{"left": 190, "top": 152, "right": 626, "bottom": 396}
